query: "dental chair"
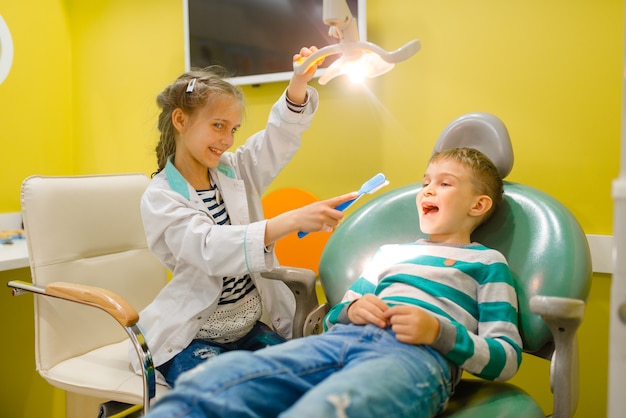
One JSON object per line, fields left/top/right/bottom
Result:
{"left": 317, "top": 113, "right": 592, "bottom": 418}
{"left": 7, "top": 173, "right": 320, "bottom": 416}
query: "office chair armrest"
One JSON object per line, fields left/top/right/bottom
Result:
{"left": 9, "top": 280, "right": 139, "bottom": 327}
{"left": 530, "top": 295, "right": 585, "bottom": 418}
{"left": 8, "top": 279, "right": 157, "bottom": 412}
{"left": 261, "top": 266, "right": 324, "bottom": 338}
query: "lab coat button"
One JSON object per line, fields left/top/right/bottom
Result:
{"left": 167, "top": 347, "right": 173, "bottom": 353}
{"left": 197, "top": 316, "right": 202, "bottom": 320}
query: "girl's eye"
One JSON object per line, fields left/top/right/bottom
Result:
{"left": 214, "top": 123, "right": 224, "bottom": 130}
{"left": 231, "top": 127, "right": 238, "bottom": 135}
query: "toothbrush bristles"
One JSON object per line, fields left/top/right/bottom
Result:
{"left": 367, "top": 180, "right": 390, "bottom": 194}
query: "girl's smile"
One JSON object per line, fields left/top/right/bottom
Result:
{"left": 172, "top": 95, "right": 242, "bottom": 189}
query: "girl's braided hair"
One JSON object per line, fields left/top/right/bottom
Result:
{"left": 153, "top": 66, "right": 244, "bottom": 175}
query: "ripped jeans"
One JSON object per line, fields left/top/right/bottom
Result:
{"left": 146, "top": 324, "right": 453, "bottom": 418}
{"left": 157, "top": 321, "right": 286, "bottom": 388}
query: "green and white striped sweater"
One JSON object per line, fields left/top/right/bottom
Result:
{"left": 325, "top": 239, "right": 523, "bottom": 382}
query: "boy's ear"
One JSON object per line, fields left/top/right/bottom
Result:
{"left": 172, "top": 108, "right": 187, "bottom": 132}
{"left": 469, "top": 195, "right": 493, "bottom": 218}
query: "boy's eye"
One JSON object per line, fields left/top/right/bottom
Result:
{"left": 214, "top": 123, "right": 224, "bottom": 130}
{"left": 231, "top": 127, "right": 238, "bottom": 134}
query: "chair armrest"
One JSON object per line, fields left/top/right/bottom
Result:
{"left": 7, "top": 279, "right": 156, "bottom": 411}
{"left": 47, "top": 281, "right": 139, "bottom": 327}
{"left": 261, "top": 266, "right": 323, "bottom": 338}
{"left": 9, "top": 280, "right": 139, "bottom": 327}
{"left": 529, "top": 295, "right": 585, "bottom": 418}
{"left": 302, "top": 302, "right": 330, "bottom": 336}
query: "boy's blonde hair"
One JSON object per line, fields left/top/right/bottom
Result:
{"left": 429, "top": 147, "right": 504, "bottom": 223}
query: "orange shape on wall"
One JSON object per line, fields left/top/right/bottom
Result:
{"left": 262, "top": 188, "right": 331, "bottom": 275}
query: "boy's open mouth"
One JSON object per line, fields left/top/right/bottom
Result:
{"left": 422, "top": 202, "right": 439, "bottom": 215}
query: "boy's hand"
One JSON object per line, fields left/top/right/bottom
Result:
{"left": 383, "top": 305, "right": 440, "bottom": 345}
{"left": 347, "top": 294, "right": 389, "bottom": 329}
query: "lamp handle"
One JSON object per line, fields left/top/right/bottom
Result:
{"left": 293, "top": 39, "right": 421, "bottom": 76}
{"left": 293, "top": 44, "right": 342, "bottom": 75}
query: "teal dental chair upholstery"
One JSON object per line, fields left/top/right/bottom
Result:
{"left": 317, "top": 113, "right": 592, "bottom": 418}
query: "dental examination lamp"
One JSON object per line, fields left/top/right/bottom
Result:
{"left": 293, "top": 0, "right": 421, "bottom": 85}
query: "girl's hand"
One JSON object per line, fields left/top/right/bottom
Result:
{"left": 264, "top": 192, "right": 357, "bottom": 245}
{"left": 383, "top": 305, "right": 441, "bottom": 345}
{"left": 293, "top": 46, "right": 323, "bottom": 80}
{"left": 294, "top": 192, "right": 357, "bottom": 234}
{"left": 287, "top": 46, "right": 322, "bottom": 104}
{"left": 347, "top": 294, "right": 389, "bottom": 329}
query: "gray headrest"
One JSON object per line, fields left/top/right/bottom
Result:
{"left": 433, "top": 112, "right": 514, "bottom": 179}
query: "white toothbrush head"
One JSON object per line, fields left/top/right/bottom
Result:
{"left": 360, "top": 173, "right": 389, "bottom": 195}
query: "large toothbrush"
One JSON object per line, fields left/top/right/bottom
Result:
{"left": 298, "top": 173, "right": 389, "bottom": 238}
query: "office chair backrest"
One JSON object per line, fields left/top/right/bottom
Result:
{"left": 319, "top": 180, "right": 592, "bottom": 356}
{"left": 21, "top": 174, "right": 168, "bottom": 373}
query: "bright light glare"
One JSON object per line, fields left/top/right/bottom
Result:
{"left": 320, "top": 52, "right": 395, "bottom": 85}
{"left": 348, "top": 71, "right": 366, "bottom": 84}
{"left": 345, "top": 61, "right": 367, "bottom": 84}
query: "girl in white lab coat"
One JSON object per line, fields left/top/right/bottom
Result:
{"left": 130, "top": 47, "right": 356, "bottom": 387}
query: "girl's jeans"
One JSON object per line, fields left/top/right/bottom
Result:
{"left": 146, "top": 323, "right": 453, "bottom": 418}
{"left": 157, "top": 321, "right": 286, "bottom": 388}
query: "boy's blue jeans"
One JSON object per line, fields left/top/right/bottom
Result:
{"left": 157, "top": 321, "right": 286, "bottom": 387}
{"left": 146, "top": 323, "right": 453, "bottom": 418}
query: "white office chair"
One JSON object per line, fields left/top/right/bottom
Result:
{"left": 8, "top": 174, "right": 170, "bottom": 414}
{"left": 8, "top": 173, "right": 320, "bottom": 416}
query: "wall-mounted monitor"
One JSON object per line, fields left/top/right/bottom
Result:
{"left": 183, "top": 0, "right": 366, "bottom": 85}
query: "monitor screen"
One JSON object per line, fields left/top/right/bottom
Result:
{"left": 183, "top": 0, "right": 366, "bottom": 85}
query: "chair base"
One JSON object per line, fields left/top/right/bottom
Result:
{"left": 98, "top": 401, "right": 142, "bottom": 418}
{"left": 439, "top": 380, "right": 545, "bottom": 418}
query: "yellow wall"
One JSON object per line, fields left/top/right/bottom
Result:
{"left": 0, "top": 0, "right": 73, "bottom": 213}
{"left": 376, "top": 1, "right": 621, "bottom": 237}
{"left": 0, "top": 0, "right": 620, "bottom": 417}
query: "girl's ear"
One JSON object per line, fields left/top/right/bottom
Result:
{"left": 172, "top": 108, "right": 187, "bottom": 133}
{"left": 469, "top": 195, "right": 493, "bottom": 218}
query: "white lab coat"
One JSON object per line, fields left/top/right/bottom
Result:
{"left": 129, "top": 88, "right": 319, "bottom": 374}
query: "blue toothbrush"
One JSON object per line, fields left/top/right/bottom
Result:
{"left": 298, "top": 173, "right": 389, "bottom": 238}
